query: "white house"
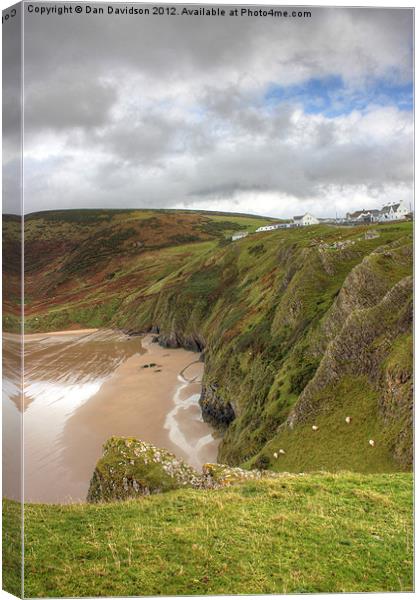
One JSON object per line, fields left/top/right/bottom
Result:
{"left": 293, "top": 213, "right": 319, "bottom": 227}
{"left": 346, "top": 202, "right": 411, "bottom": 223}
{"left": 346, "top": 209, "right": 381, "bottom": 223}
{"left": 379, "top": 202, "right": 410, "bottom": 222}
{"left": 231, "top": 232, "right": 249, "bottom": 241}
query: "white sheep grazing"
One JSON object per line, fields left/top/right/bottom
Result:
{"left": 369, "top": 439, "right": 375, "bottom": 447}
{"left": 279, "top": 449, "right": 286, "bottom": 455}
{"left": 273, "top": 452, "right": 278, "bottom": 459}
{"left": 345, "top": 416, "right": 352, "bottom": 424}
{"left": 312, "top": 425, "right": 319, "bottom": 431}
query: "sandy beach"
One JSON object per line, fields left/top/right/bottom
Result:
{"left": 8, "top": 331, "right": 219, "bottom": 503}
{"left": 24, "top": 328, "right": 99, "bottom": 341}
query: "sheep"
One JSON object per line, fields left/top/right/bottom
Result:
{"left": 345, "top": 416, "right": 352, "bottom": 424}
{"left": 369, "top": 439, "right": 375, "bottom": 447}
{"left": 312, "top": 425, "right": 319, "bottom": 431}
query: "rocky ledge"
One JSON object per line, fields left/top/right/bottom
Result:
{"left": 87, "top": 437, "right": 285, "bottom": 503}
{"left": 199, "top": 383, "right": 235, "bottom": 428}
{"left": 87, "top": 437, "right": 202, "bottom": 502}
{"left": 201, "top": 463, "right": 285, "bottom": 487}
{"left": 154, "top": 329, "right": 206, "bottom": 353}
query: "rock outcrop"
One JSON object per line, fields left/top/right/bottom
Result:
{"left": 289, "top": 276, "right": 413, "bottom": 428}
{"left": 156, "top": 331, "right": 205, "bottom": 353}
{"left": 199, "top": 383, "right": 235, "bottom": 428}
{"left": 87, "top": 437, "right": 286, "bottom": 503}
{"left": 320, "top": 241, "right": 412, "bottom": 349}
{"left": 87, "top": 437, "right": 202, "bottom": 502}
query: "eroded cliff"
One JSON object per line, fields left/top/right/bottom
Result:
{"left": 19, "top": 211, "right": 413, "bottom": 473}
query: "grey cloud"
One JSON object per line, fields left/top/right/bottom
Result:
{"left": 2, "top": 159, "right": 22, "bottom": 215}
{"left": 84, "top": 110, "right": 218, "bottom": 167}
{"left": 24, "top": 77, "right": 118, "bottom": 132}
{"left": 188, "top": 136, "right": 413, "bottom": 201}
{"left": 2, "top": 3, "right": 22, "bottom": 215}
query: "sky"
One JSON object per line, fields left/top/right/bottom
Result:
{"left": 2, "top": 3, "right": 414, "bottom": 218}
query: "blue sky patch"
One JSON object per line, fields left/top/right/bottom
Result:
{"left": 265, "top": 76, "right": 413, "bottom": 116}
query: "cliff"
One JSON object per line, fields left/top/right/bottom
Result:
{"left": 19, "top": 211, "right": 413, "bottom": 473}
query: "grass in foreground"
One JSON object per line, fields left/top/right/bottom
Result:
{"left": 4, "top": 472, "right": 413, "bottom": 597}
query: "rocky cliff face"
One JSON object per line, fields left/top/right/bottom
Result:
{"left": 199, "top": 383, "right": 236, "bottom": 428}
{"left": 320, "top": 240, "right": 412, "bottom": 348}
{"left": 147, "top": 232, "right": 413, "bottom": 472}
{"left": 290, "top": 276, "right": 412, "bottom": 424}
{"left": 155, "top": 330, "right": 206, "bottom": 353}
{"left": 379, "top": 335, "right": 413, "bottom": 469}
{"left": 283, "top": 240, "right": 413, "bottom": 470}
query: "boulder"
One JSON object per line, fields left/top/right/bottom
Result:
{"left": 87, "top": 437, "right": 201, "bottom": 503}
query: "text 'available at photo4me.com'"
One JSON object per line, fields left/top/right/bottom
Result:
{"left": 10, "top": 3, "right": 313, "bottom": 19}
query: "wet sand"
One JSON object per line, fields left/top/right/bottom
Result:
{"left": 2, "top": 333, "right": 22, "bottom": 501}
{"left": 25, "top": 328, "right": 99, "bottom": 340}
{"left": 15, "top": 331, "right": 219, "bottom": 503}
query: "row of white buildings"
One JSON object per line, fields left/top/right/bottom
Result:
{"left": 231, "top": 201, "right": 411, "bottom": 240}
{"left": 255, "top": 213, "right": 319, "bottom": 233}
{"left": 256, "top": 201, "right": 411, "bottom": 232}
{"left": 345, "top": 201, "right": 411, "bottom": 223}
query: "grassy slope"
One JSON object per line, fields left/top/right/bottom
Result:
{"left": 3, "top": 473, "right": 413, "bottom": 597}
{"left": 251, "top": 376, "right": 401, "bottom": 473}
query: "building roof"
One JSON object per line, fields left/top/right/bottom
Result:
{"left": 381, "top": 203, "right": 402, "bottom": 214}
{"left": 347, "top": 209, "right": 380, "bottom": 219}
{"left": 346, "top": 203, "right": 408, "bottom": 221}
{"left": 293, "top": 215, "right": 304, "bottom": 220}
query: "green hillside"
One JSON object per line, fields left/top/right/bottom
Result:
{"left": 5, "top": 209, "right": 272, "bottom": 330}
{"left": 3, "top": 472, "right": 413, "bottom": 597}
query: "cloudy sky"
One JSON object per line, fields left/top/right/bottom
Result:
{"left": 3, "top": 3, "right": 414, "bottom": 217}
